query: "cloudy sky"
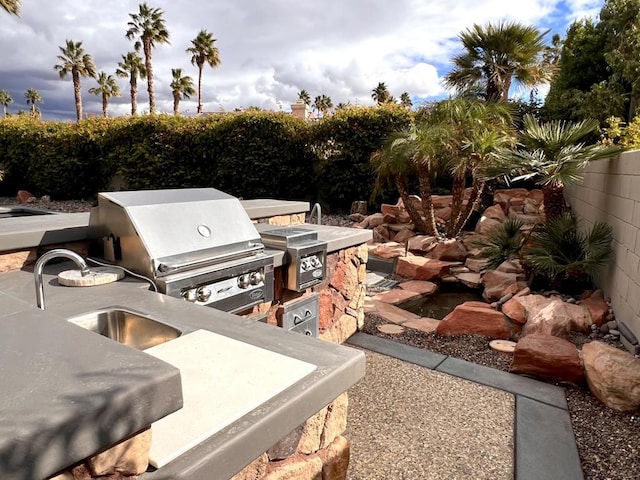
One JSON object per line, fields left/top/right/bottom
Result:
{"left": 0, "top": 0, "right": 603, "bottom": 120}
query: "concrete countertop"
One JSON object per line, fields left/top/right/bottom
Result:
{"left": 0, "top": 289, "right": 183, "bottom": 480}
{"left": 0, "top": 211, "right": 90, "bottom": 251}
{"left": 240, "top": 199, "right": 309, "bottom": 219}
{"left": 0, "top": 265, "right": 366, "bottom": 480}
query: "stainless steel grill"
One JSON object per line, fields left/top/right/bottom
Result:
{"left": 89, "top": 188, "right": 274, "bottom": 313}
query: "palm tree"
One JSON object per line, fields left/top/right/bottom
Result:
{"left": 298, "top": 89, "right": 311, "bottom": 106}
{"left": 444, "top": 21, "right": 552, "bottom": 102}
{"left": 484, "top": 114, "right": 622, "bottom": 219}
{"left": 313, "top": 94, "right": 332, "bottom": 117}
{"left": 126, "top": 3, "right": 170, "bottom": 114}
{"left": 170, "top": 68, "right": 195, "bottom": 115}
{"left": 1, "top": 0, "right": 19, "bottom": 15}
{"left": 116, "top": 52, "right": 147, "bottom": 115}
{"left": 0, "top": 90, "right": 13, "bottom": 117}
{"left": 54, "top": 39, "right": 96, "bottom": 121}
{"left": 24, "top": 88, "right": 43, "bottom": 117}
{"left": 399, "top": 92, "right": 412, "bottom": 109}
{"left": 88, "top": 72, "right": 121, "bottom": 118}
{"left": 186, "top": 29, "right": 221, "bottom": 114}
{"left": 372, "top": 82, "right": 391, "bottom": 105}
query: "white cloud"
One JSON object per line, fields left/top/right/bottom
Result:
{"left": 0, "top": 0, "right": 605, "bottom": 119}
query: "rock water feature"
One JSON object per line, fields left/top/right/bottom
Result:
{"left": 396, "top": 282, "right": 484, "bottom": 320}
{"left": 357, "top": 188, "right": 640, "bottom": 415}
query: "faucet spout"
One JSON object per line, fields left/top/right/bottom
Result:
{"left": 34, "top": 248, "right": 90, "bottom": 310}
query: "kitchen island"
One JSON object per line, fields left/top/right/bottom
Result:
{"left": 0, "top": 198, "right": 369, "bottom": 479}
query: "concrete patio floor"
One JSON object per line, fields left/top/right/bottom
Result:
{"left": 345, "top": 333, "right": 584, "bottom": 480}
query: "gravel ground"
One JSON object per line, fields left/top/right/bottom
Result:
{"left": 5, "top": 198, "right": 638, "bottom": 480}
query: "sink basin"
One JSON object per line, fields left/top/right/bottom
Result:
{"left": 67, "top": 308, "right": 181, "bottom": 350}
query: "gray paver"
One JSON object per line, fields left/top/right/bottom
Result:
{"left": 516, "top": 396, "right": 584, "bottom": 480}
{"left": 436, "top": 356, "right": 568, "bottom": 410}
{"left": 348, "top": 332, "right": 446, "bottom": 369}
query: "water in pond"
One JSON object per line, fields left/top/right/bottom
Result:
{"left": 397, "top": 282, "right": 485, "bottom": 320}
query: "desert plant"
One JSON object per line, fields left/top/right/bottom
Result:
{"left": 524, "top": 212, "right": 613, "bottom": 292}
{"left": 475, "top": 217, "right": 526, "bottom": 270}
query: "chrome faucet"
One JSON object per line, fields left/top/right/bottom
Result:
{"left": 34, "top": 249, "right": 90, "bottom": 310}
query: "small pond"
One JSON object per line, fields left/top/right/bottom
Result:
{"left": 397, "top": 282, "right": 484, "bottom": 319}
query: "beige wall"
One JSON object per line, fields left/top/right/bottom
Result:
{"left": 565, "top": 149, "right": 640, "bottom": 348}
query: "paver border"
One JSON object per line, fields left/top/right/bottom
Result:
{"left": 347, "top": 332, "right": 584, "bottom": 480}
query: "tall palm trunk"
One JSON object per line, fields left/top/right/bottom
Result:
{"left": 394, "top": 175, "right": 430, "bottom": 234}
{"left": 130, "top": 77, "right": 138, "bottom": 116}
{"left": 72, "top": 70, "right": 82, "bottom": 121}
{"left": 143, "top": 39, "right": 155, "bottom": 114}
{"left": 447, "top": 173, "right": 466, "bottom": 237}
{"left": 417, "top": 164, "right": 438, "bottom": 236}
{"left": 542, "top": 184, "right": 565, "bottom": 220}
{"left": 102, "top": 93, "right": 108, "bottom": 118}
{"left": 197, "top": 64, "right": 203, "bottom": 114}
{"left": 173, "top": 93, "right": 180, "bottom": 115}
{"left": 454, "top": 179, "right": 484, "bottom": 234}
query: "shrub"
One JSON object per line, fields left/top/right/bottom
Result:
{"left": 475, "top": 218, "right": 526, "bottom": 270}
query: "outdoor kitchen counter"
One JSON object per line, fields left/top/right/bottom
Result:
{"left": 0, "top": 264, "right": 366, "bottom": 480}
{"left": 0, "top": 211, "right": 90, "bottom": 251}
{"left": 0, "top": 287, "right": 183, "bottom": 480}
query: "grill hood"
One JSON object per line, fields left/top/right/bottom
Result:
{"left": 90, "top": 188, "right": 264, "bottom": 278}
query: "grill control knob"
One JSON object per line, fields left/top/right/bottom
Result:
{"left": 250, "top": 271, "right": 263, "bottom": 285}
{"left": 197, "top": 287, "right": 212, "bottom": 302}
{"left": 182, "top": 289, "right": 197, "bottom": 302}
{"left": 238, "top": 275, "right": 251, "bottom": 289}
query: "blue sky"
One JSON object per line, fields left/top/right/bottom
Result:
{"left": 0, "top": 0, "right": 604, "bottom": 120}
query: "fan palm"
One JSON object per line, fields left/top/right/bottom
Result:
{"left": 372, "top": 82, "right": 391, "bottom": 105}
{"left": 126, "top": 3, "right": 170, "bottom": 114}
{"left": 484, "top": 114, "right": 622, "bottom": 219}
{"left": 24, "top": 88, "right": 43, "bottom": 116}
{"left": 298, "top": 90, "right": 311, "bottom": 106}
{"left": 54, "top": 39, "right": 96, "bottom": 121}
{"left": 0, "top": 90, "right": 12, "bottom": 117}
{"left": 186, "top": 29, "right": 221, "bottom": 114}
{"left": 116, "top": 52, "right": 147, "bottom": 116}
{"left": 399, "top": 92, "right": 412, "bottom": 108}
{"left": 525, "top": 212, "right": 613, "bottom": 292}
{"left": 88, "top": 72, "right": 121, "bottom": 118}
{"left": 1, "top": 0, "right": 19, "bottom": 15}
{"left": 170, "top": 68, "right": 195, "bottom": 115}
{"left": 444, "top": 21, "right": 552, "bottom": 102}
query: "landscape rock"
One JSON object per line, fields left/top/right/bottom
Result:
{"left": 496, "top": 260, "right": 523, "bottom": 274}
{"left": 381, "top": 203, "right": 400, "bottom": 216}
{"left": 402, "top": 317, "right": 440, "bottom": 333}
{"left": 435, "top": 206, "right": 452, "bottom": 221}
{"left": 432, "top": 195, "right": 452, "bottom": 208}
{"left": 482, "top": 270, "right": 522, "bottom": 302}
{"left": 430, "top": 239, "right": 467, "bottom": 262}
{"left": 377, "top": 324, "right": 405, "bottom": 334}
{"left": 465, "top": 257, "right": 488, "bottom": 272}
{"left": 565, "top": 302, "right": 593, "bottom": 332}
{"left": 482, "top": 205, "right": 506, "bottom": 222}
{"left": 456, "top": 272, "right": 483, "bottom": 289}
{"left": 372, "top": 225, "right": 391, "bottom": 243}
{"left": 365, "top": 213, "right": 385, "bottom": 228}
{"left": 407, "top": 235, "right": 437, "bottom": 251}
{"left": 580, "top": 290, "right": 609, "bottom": 327}
{"left": 349, "top": 213, "right": 366, "bottom": 223}
{"left": 372, "top": 242, "right": 405, "bottom": 259}
{"left": 501, "top": 298, "right": 527, "bottom": 325}
{"left": 582, "top": 341, "right": 640, "bottom": 412}
{"left": 395, "top": 256, "right": 451, "bottom": 281}
{"left": 393, "top": 227, "right": 415, "bottom": 243}
{"left": 436, "top": 301, "right": 512, "bottom": 339}
{"left": 521, "top": 299, "right": 569, "bottom": 337}
{"left": 475, "top": 217, "right": 502, "bottom": 235}
{"left": 397, "top": 280, "right": 438, "bottom": 295}
{"left": 16, "top": 190, "right": 36, "bottom": 204}
{"left": 510, "top": 334, "right": 584, "bottom": 384}
{"left": 372, "top": 288, "right": 420, "bottom": 305}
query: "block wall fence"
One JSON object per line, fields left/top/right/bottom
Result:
{"left": 565, "top": 149, "right": 640, "bottom": 349}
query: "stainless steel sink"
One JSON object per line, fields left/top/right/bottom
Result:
{"left": 67, "top": 308, "right": 181, "bottom": 350}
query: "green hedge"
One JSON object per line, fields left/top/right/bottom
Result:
{"left": 312, "top": 105, "right": 413, "bottom": 211}
{"left": 0, "top": 108, "right": 412, "bottom": 209}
